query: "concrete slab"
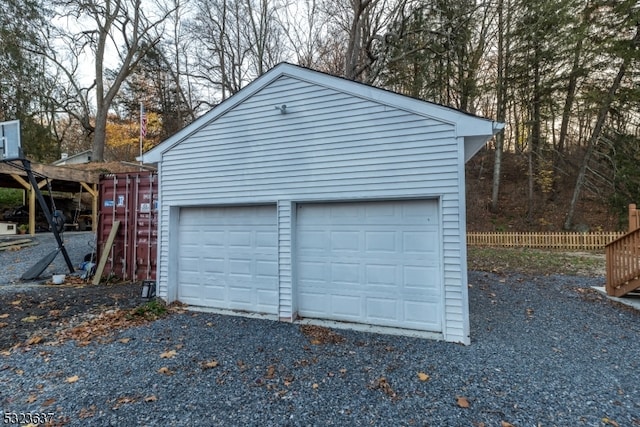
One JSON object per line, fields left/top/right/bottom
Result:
{"left": 593, "top": 286, "right": 640, "bottom": 311}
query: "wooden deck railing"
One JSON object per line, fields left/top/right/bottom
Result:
{"left": 605, "top": 228, "right": 640, "bottom": 297}
{"left": 467, "top": 231, "right": 624, "bottom": 251}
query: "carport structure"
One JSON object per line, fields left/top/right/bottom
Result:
{"left": 0, "top": 160, "right": 99, "bottom": 235}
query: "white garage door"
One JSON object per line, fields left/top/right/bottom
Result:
{"left": 296, "top": 200, "right": 442, "bottom": 331}
{"left": 177, "top": 205, "right": 278, "bottom": 314}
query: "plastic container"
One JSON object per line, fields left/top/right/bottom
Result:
{"left": 52, "top": 274, "right": 65, "bottom": 284}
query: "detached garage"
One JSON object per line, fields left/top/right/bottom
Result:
{"left": 141, "top": 63, "right": 502, "bottom": 344}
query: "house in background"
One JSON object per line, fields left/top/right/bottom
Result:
{"left": 51, "top": 150, "right": 92, "bottom": 166}
{"left": 140, "top": 63, "right": 503, "bottom": 344}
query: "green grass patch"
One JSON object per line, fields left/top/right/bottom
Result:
{"left": 128, "top": 299, "right": 168, "bottom": 320}
{"left": 467, "top": 247, "right": 605, "bottom": 277}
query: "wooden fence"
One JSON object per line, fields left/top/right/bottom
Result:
{"left": 467, "top": 231, "right": 625, "bottom": 251}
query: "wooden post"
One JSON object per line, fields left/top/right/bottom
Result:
{"left": 629, "top": 204, "right": 639, "bottom": 232}
{"left": 93, "top": 220, "right": 120, "bottom": 285}
{"left": 80, "top": 182, "right": 99, "bottom": 232}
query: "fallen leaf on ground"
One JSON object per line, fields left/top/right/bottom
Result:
{"left": 501, "top": 422, "right": 515, "bottom": 427}
{"left": 160, "top": 350, "right": 177, "bottom": 359}
{"left": 26, "top": 336, "right": 43, "bottom": 345}
{"left": 118, "top": 338, "right": 131, "bottom": 344}
{"left": 457, "top": 396, "right": 470, "bottom": 408}
{"left": 417, "top": 372, "right": 430, "bottom": 382}
{"left": 300, "top": 325, "right": 345, "bottom": 345}
{"left": 26, "top": 394, "right": 37, "bottom": 403}
{"left": 66, "top": 375, "right": 79, "bottom": 383}
{"left": 0, "top": 313, "right": 9, "bottom": 318}
{"left": 42, "top": 398, "right": 56, "bottom": 407}
{"left": 312, "top": 383, "right": 319, "bottom": 389}
{"left": 21, "top": 315, "right": 41, "bottom": 323}
{"left": 602, "top": 418, "right": 619, "bottom": 427}
{"left": 369, "top": 377, "right": 397, "bottom": 398}
{"left": 0, "top": 322, "right": 7, "bottom": 328}
{"left": 201, "top": 360, "right": 219, "bottom": 369}
{"left": 144, "top": 395, "right": 157, "bottom": 402}
{"left": 158, "top": 367, "right": 173, "bottom": 375}
{"left": 266, "top": 365, "right": 276, "bottom": 379}
{"left": 10, "top": 300, "right": 21, "bottom": 305}
{"left": 78, "top": 405, "right": 97, "bottom": 419}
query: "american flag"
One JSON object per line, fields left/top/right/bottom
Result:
{"left": 140, "top": 103, "right": 147, "bottom": 139}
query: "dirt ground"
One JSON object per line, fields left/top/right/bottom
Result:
{"left": 0, "top": 280, "right": 144, "bottom": 352}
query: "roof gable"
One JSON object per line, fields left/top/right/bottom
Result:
{"left": 140, "top": 63, "right": 502, "bottom": 164}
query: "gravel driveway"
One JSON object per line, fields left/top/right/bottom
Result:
{"left": 0, "top": 231, "right": 95, "bottom": 289}
{"left": 1, "top": 235, "right": 639, "bottom": 426}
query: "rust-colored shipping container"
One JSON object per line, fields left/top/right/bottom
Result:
{"left": 97, "top": 172, "right": 158, "bottom": 281}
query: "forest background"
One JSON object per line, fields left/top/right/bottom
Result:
{"left": 1, "top": 0, "right": 638, "bottom": 232}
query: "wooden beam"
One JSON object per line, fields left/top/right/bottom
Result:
{"left": 80, "top": 181, "right": 98, "bottom": 197}
{"left": 91, "top": 183, "right": 98, "bottom": 232}
{"left": 93, "top": 220, "right": 120, "bottom": 285}
{"left": 10, "top": 173, "right": 30, "bottom": 189}
{"left": 0, "top": 161, "right": 99, "bottom": 184}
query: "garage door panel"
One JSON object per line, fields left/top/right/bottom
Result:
{"left": 298, "top": 261, "right": 327, "bottom": 281}
{"left": 331, "top": 263, "right": 360, "bottom": 285}
{"left": 256, "top": 231, "right": 277, "bottom": 249}
{"left": 331, "top": 295, "right": 362, "bottom": 318}
{"left": 298, "top": 230, "right": 326, "bottom": 251}
{"left": 177, "top": 205, "right": 278, "bottom": 315}
{"left": 365, "top": 231, "right": 396, "bottom": 252}
{"left": 405, "top": 301, "right": 440, "bottom": 328}
{"left": 296, "top": 200, "right": 442, "bottom": 332}
{"left": 202, "top": 257, "right": 225, "bottom": 274}
{"left": 298, "top": 292, "right": 328, "bottom": 316}
{"left": 365, "top": 264, "right": 397, "bottom": 286}
{"left": 366, "top": 298, "right": 398, "bottom": 321}
{"left": 256, "top": 260, "right": 278, "bottom": 278}
{"left": 331, "top": 231, "right": 359, "bottom": 251}
{"left": 403, "top": 230, "right": 438, "bottom": 253}
{"left": 228, "top": 231, "right": 252, "bottom": 248}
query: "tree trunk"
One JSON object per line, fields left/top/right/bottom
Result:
{"left": 563, "top": 62, "right": 628, "bottom": 230}
{"left": 92, "top": 107, "right": 107, "bottom": 162}
{"left": 557, "top": 38, "right": 582, "bottom": 156}
{"left": 490, "top": 0, "right": 506, "bottom": 213}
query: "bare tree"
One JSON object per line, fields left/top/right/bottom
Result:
{"left": 189, "top": 0, "right": 288, "bottom": 104}
{"left": 322, "top": 0, "right": 410, "bottom": 83}
{"left": 39, "top": 0, "right": 176, "bottom": 161}
{"left": 280, "top": 0, "right": 328, "bottom": 68}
